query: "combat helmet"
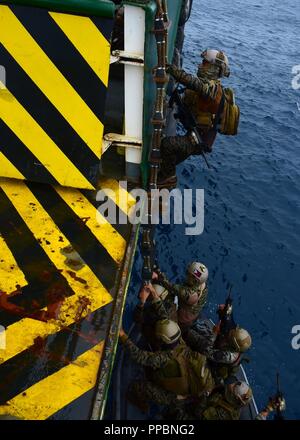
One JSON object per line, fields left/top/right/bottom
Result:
{"left": 201, "top": 49, "right": 230, "bottom": 77}
{"left": 226, "top": 381, "right": 253, "bottom": 406}
{"left": 229, "top": 327, "right": 252, "bottom": 353}
{"left": 155, "top": 319, "right": 181, "bottom": 345}
{"left": 187, "top": 262, "right": 209, "bottom": 285}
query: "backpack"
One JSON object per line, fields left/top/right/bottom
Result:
{"left": 218, "top": 88, "right": 240, "bottom": 135}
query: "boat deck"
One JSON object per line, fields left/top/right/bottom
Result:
{"left": 0, "top": 177, "right": 137, "bottom": 420}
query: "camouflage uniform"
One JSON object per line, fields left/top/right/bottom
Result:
{"left": 120, "top": 333, "right": 173, "bottom": 369}
{"left": 200, "top": 390, "right": 242, "bottom": 420}
{"left": 168, "top": 65, "right": 221, "bottom": 100}
{"left": 133, "top": 298, "right": 175, "bottom": 349}
{"left": 169, "top": 388, "right": 242, "bottom": 420}
{"left": 121, "top": 335, "right": 180, "bottom": 409}
{"left": 159, "top": 64, "right": 222, "bottom": 181}
{"left": 158, "top": 272, "right": 208, "bottom": 327}
{"left": 128, "top": 380, "right": 178, "bottom": 408}
{"left": 185, "top": 320, "right": 242, "bottom": 381}
{"left": 121, "top": 334, "right": 214, "bottom": 409}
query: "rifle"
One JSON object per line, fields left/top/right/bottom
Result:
{"left": 273, "top": 373, "right": 286, "bottom": 420}
{"left": 214, "top": 285, "right": 236, "bottom": 347}
{"left": 169, "top": 86, "right": 211, "bottom": 169}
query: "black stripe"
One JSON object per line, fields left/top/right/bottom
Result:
{"left": 10, "top": 5, "right": 108, "bottom": 121}
{"left": 0, "top": 120, "right": 58, "bottom": 186}
{"left": 81, "top": 188, "right": 132, "bottom": 242}
{"left": 1, "top": 45, "right": 99, "bottom": 187}
{"left": 91, "top": 15, "right": 113, "bottom": 42}
{"left": 0, "top": 187, "right": 74, "bottom": 327}
{"left": 27, "top": 182, "right": 118, "bottom": 291}
{"left": 0, "top": 303, "right": 113, "bottom": 405}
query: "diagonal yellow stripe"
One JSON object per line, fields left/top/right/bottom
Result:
{"left": 54, "top": 186, "right": 126, "bottom": 264}
{"left": 0, "top": 6, "right": 103, "bottom": 157}
{"left": 0, "top": 235, "right": 28, "bottom": 293}
{"left": 49, "top": 12, "right": 110, "bottom": 87}
{"left": 0, "top": 342, "right": 104, "bottom": 420}
{"left": 0, "top": 180, "right": 112, "bottom": 365}
{"left": 0, "top": 178, "right": 109, "bottom": 305}
{"left": 0, "top": 151, "right": 25, "bottom": 180}
{"left": 0, "top": 88, "right": 94, "bottom": 189}
{"left": 99, "top": 178, "right": 136, "bottom": 216}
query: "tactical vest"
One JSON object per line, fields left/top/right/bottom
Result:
{"left": 153, "top": 343, "right": 214, "bottom": 396}
{"left": 212, "top": 353, "right": 242, "bottom": 381}
{"left": 184, "top": 83, "right": 223, "bottom": 131}
{"left": 201, "top": 391, "right": 241, "bottom": 420}
{"left": 178, "top": 286, "right": 208, "bottom": 326}
{"left": 184, "top": 84, "right": 240, "bottom": 140}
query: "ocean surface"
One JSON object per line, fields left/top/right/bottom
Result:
{"left": 124, "top": 0, "right": 300, "bottom": 419}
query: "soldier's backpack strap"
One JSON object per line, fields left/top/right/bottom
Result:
{"left": 213, "top": 90, "right": 226, "bottom": 130}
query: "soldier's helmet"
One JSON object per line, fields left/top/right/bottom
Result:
{"left": 152, "top": 284, "right": 169, "bottom": 301}
{"left": 226, "top": 381, "right": 253, "bottom": 406}
{"left": 187, "top": 262, "right": 209, "bottom": 285}
{"left": 155, "top": 319, "right": 181, "bottom": 345}
{"left": 201, "top": 49, "right": 230, "bottom": 78}
{"left": 229, "top": 327, "right": 252, "bottom": 353}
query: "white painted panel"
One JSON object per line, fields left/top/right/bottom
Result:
{"left": 124, "top": 5, "right": 145, "bottom": 55}
{"left": 124, "top": 5, "right": 145, "bottom": 165}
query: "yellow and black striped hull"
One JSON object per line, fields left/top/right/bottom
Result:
{"left": 0, "top": 3, "right": 112, "bottom": 189}
{"left": 0, "top": 177, "right": 137, "bottom": 419}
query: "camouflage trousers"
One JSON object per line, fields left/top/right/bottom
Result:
{"left": 128, "top": 381, "right": 205, "bottom": 420}
{"left": 128, "top": 380, "right": 178, "bottom": 408}
{"left": 159, "top": 134, "right": 204, "bottom": 181}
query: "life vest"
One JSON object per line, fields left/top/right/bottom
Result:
{"left": 183, "top": 84, "right": 240, "bottom": 140}
{"left": 184, "top": 82, "right": 223, "bottom": 131}
{"left": 152, "top": 342, "right": 215, "bottom": 396}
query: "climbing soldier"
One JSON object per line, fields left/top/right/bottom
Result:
{"left": 153, "top": 262, "right": 209, "bottom": 329}
{"left": 159, "top": 49, "right": 240, "bottom": 187}
{"left": 119, "top": 318, "right": 215, "bottom": 413}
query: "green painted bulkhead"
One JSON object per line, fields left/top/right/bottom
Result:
{"left": 0, "top": 0, "right": 115, "bottom": 17}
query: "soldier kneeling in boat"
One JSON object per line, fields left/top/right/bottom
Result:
{"left": 167, "top": 381, "right": 286, "bottom": 421}
{"left": 119, "top": 319, "right": 215, "bottom": 413}
{"left": 159, "top": 49, "right": 240, "bottom": 188}
{"left": 184, "top": 316, "right": 252, "bottom": 384}
{"left": 167, "top": 380, "right": 253, "bottom": 420}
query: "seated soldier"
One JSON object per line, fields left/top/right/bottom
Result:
{"left": 168, "top": 381, "right": 253, "bottom": 420}
{"left": 119, "top": 318, "right": 215, "bottom": 413}
{"left": 184, "top": 309, "right": 252, "bottom": 383}
{"left": 167, "top": 381, "right": 286, "bottom": 421}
